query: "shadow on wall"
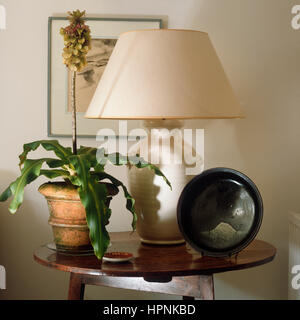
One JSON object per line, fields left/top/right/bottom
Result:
{"left": 0, "top": 169, "right": 68, "bottom": 299}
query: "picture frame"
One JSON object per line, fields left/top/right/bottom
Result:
{"left": 48, "top": 17, "right": 162, "bottom": 138}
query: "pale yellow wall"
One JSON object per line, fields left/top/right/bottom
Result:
{"left": 0, "top": 0, "right": 299, "bottom": 300}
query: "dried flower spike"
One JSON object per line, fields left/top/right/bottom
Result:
{"left": 60, "top": 10, "right": 91, "bottom": 72}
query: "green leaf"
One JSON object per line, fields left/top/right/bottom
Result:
{"left": 69, "top": 154, "right": 110, "bottom": 260}
{"left": 19, "top": 140, "right": 72, "bottom": 167}
{"left": 45, "top": 159, "right": 66, "bottom": 169}
{"left": 101, "top": 151, "right": 172, "bottom": 189}
{"left": 107, "top": 152, "right": 128, "bottom": 166}
{"left": 94, "top": 163, "right": 105, "bottom": 173}
{"left": 19, "top": 141, "right": 41, "bottom": 166}
{"left": 77, "top": 146, "right": 98, "bottom": 167}
{"left": 1, "top": 159, "right": 49, "bottom": 213}
{"left": 78, "top": 146, "right": 97, "bottom": 156}
{"left": 0, "top": 186, "right": 12, "bottom": 202}
{"left": 77, "top": 146, "right": 104, "bottom": 171}
{"left": 92, "top": 172, "right": 137, "bottom": 230}
{"left": 128, "top": 155, "right": 172, "bottom": 190}
{"left": 40, "top": 169, "right": 70, "bottom": 180}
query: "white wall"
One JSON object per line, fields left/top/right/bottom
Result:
{"left": 0, "top": 0, "right": 299, "bottom": 300}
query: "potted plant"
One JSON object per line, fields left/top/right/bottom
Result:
{"left": 0, "top": 10, "right": 171, "bottom": 260}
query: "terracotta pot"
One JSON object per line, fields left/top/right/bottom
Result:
{"left": 38, "top": 181, "right": 118, "bottom": 252}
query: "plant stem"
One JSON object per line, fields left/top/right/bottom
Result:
{"left": 71, "top": 71, "right": 77, "bottom": 155}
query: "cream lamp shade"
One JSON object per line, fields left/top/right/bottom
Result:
{"left": 85, "top": 29, "right": 243, "bottom": 120}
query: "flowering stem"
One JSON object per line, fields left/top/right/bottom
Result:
{"left": 71, "top": 71, "right": 77, "bottom": 155}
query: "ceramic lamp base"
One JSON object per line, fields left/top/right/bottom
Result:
{"left": 128, "top": 120, "right": 202, "bottom": 245}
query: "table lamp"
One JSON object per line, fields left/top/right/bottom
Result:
{"left": 85, "top": 29, "right": 243, "bottom": 244}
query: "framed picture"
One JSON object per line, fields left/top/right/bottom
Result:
{"left": 48, "top": 17, "right": 162, "bottom": 138}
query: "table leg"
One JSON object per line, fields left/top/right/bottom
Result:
{"left": 181, "top": 275, "right": 214, "bottom": 300}
{"left": 199, "top": 275, "right": 214, "bottom": 300}
{"left": 182, "top": 296, "right": 195, "bottom": 300}
{"left": 68, "top": 273, "right": 85, "bottom": 300}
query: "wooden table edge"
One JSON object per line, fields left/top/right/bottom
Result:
{"left": 33, "top": 241, "right": 276, "bottom": 279}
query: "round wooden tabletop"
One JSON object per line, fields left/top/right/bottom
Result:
{"left": 34, "top": 232, "right": 276, "bottom": 278}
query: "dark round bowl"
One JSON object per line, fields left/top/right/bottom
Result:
{"left": 177, "top": 168, "right": 263, "bottom": 257}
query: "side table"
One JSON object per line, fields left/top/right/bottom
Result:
{"left": 33, "top": 232, "right": 276, "bottom": 300}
